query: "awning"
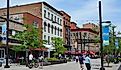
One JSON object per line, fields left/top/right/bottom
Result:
{"left": 43, "top": 44, "right": 55, "bottom": 50}
{"left": 30, "top": 48, "right": 48, "bottom": 51}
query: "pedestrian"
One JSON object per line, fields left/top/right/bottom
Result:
{"left": 75, "top": 56, "right": 78, "bottom": 63}
{"left": 85, "top": 54, "right": 91, "bottom": 70}
{"left": 29, "top": 52, "right": 33, "bottom": 64}
{"left": 79, "top": 54, "right": 84, "bottom": 70}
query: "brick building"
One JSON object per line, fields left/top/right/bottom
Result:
{"left": 70, "top": 22, "right": 99, "bottom": 54}
{"left": 0, "top": 2, "right": 63, "bottom": 58}
{"left": 60, "top": 11, "right": 71, "bottom": 51}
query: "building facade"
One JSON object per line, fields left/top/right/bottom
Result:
{"left": 60, "top": 11, "right": 71, "bottom": 51}
{"left": 0, "top": 2, "right": 63, "bottom": 58}
{"left": 0, "top": 12, "right": 43, "bottom": 60}
{"left": 70, "top": 22, "right": 99, "bottom": 54}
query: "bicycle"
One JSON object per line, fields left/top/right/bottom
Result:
{"left": 28, "top": 58, "right": 39, "bottom": 69}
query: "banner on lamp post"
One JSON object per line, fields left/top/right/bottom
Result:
{"left": 102, "top": 24, "right": 110, "bottom": 46}
{"left": 1, "top": 23, "right": 7, "bottom": 40}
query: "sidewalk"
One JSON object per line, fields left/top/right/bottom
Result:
{"left": 0, "top": 59, "right": 120, "bottom": 70}
{"left": 91, "top": 58, "right": 121, "bottom": 70}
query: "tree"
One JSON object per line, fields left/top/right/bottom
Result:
{"left": 51, "top": 37, "right": 67, "bottom": 58}
{"left": 12, "top": 24, "right": 42, "bottom": 65}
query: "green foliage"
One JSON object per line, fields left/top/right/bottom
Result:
{"left": 12, "top": 24, "right": 41, "bottom": 51}
{"left": 51, "top": 37, "right": 67, "bottom": 56}
{"left": 46, "top": 58, "right": 59, "bottom": 61}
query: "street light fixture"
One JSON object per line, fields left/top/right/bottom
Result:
{"left": 4, "top": 0, "right": 10, "bottom": 68}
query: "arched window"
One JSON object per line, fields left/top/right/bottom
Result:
{"left": 60, "top": 29, "right": 62, "bottom": 36}
{"left": 48, "top": 23, "right": 50, "bottom": 33}
{"left": 44, "top": 22, "right": 47, "bottom": 32}
{"left": 58, "top": 27, "right": 59, "bottom": 36}
{"left": 51, "top": 25, "right": 53, "bottom": 34}
{"left": 55, "top": 26, "right": 56, "bottom": 35}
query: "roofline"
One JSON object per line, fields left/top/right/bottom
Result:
{"left": 0, "top": 2, "right": 42, "bottom": 10}
{"left": 42, "top": 2, "right": 63, "bottom": 16}
{"left": 0, "top": 2, "right": 63, "bottom": 16}
{"left": 59, "top": 11, "right": 71, "bottom": 18}
{"left": 71, "top": 28, "right": 99, "bottom": 34}
{"left": 71, "top": 22, "right": 77, "bottom": 25}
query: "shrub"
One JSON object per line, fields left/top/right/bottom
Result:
{"left": 46, "top": 58, "right": 59, "bottom": 61}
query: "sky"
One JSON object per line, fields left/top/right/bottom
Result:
{"left": 0, "top": 0, "right": 121, "bottom": 33}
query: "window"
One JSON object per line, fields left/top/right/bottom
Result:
{"left": 48, "top": 12, "right": 50, "bottom": 19}
{"left": 51, "top": 14, "right": 53, "bottom": 21}
{"left": 58, "top": 28, "right": 59, "bottom": 36}
{"left": 44, "top": 10, "right": 46, "bottom": 18}
{"left": 51, "top": 25, "right": 53, "bottom": 34}
{"left": 48, "top": 23, "right": 50, "bottom": 33}
{"left": 44, "top": 22, "right": 47, "bottom": 32}
{"left": 48, "top": 36, "right": 50, "bottom": 44}
{"left": 44, "top": 35, "right": 46, "bottom": 40}
{"left": 33, "top": 21, "right": 38, "bottom": 28}
{"left": 55, "top": 16, "right": 56, "bottom": 22}
{"left": 60, "top": 19, "right": 62, "bottom": 25}
{"left": 60, "top": 29, "right": 62, "bottom": 36}
{"left": 55, "top": 26, "right": 56, "bottom": 35}
{"left": 57, "top": 18, "right": 59, "bottom": 24}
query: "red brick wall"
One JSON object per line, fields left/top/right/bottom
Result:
{"left": 70, "top": 22, "right": 77, "bottom": 29}
{"left": 23, "top": 12, "right": 43, "bottom": 40}
{"left": 60, "top": 11, "right": 71, "bottom": 43}
{"left": 0, "top": 2, "right": 42, "bottom": 18}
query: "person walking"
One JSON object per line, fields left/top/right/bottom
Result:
{"left": 29, "top": 53, "right": 33, "bottom": 64}
{"left": 75, "top": 56, "right": 78, "bottom": 63}
{"left": 85, "top": 54, "right": 91, "bottom": 70}
{"left": 79, "top": 54, "right": 84, "bottom": 70}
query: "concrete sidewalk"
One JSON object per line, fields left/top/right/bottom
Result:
{"left": 0, "top": 59, "right": 120, "bottom": 70}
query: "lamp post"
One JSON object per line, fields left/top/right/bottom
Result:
{"left": 4, "top": 0, "right": 10, "bottom": 68}
{"left": 99, "top": 1, "right": 105, "bottom": 70}
{"left": 99, "top": 0, "right": 111, "bottom": 69}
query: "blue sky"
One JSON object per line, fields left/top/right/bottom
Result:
{"left": 0, "top": 0, "right": 121, "bottom": 32}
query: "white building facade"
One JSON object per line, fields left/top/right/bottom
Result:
{"left": 42, "top": 2, "right": 63, "bottom": 57}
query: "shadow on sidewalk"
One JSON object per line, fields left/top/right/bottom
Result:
{"left": 118, "top": 65, "right": 121, "bottom": 70}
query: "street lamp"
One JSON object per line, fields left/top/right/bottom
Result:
{"left": 4, "top": 0, "right": 10, "bottom": 68}
{"left": 99, "top": 1, "right": 111, "bottom": 70}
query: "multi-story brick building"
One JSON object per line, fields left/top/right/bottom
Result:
{"left": 0, "top": 12, "right": 43, "bottom": 60}
{"left": 60, "top": 11, "right": 71, "bottom": 51}
{"left": 0, "top": 2, "right": 63, "bottom": 58}
{"left": 70, "top": 22, "right": 99, "bottom": 54}
{"left": 83, "top": 22, "right": 99, "bottom": 32}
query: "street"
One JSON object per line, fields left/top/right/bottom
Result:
{"left": 0, "top": 58, "right": 120, "bottom": 70}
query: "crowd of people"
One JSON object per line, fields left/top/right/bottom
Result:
{"left": 74, "top": 54, "right": 91, "bottom": 70}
